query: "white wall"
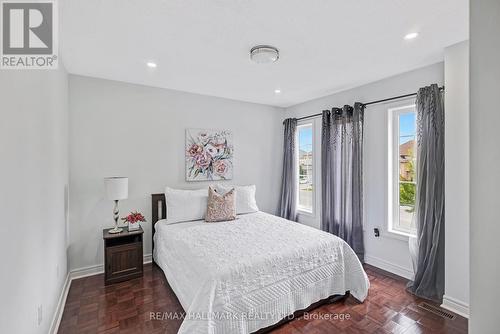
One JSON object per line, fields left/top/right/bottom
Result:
{"left": 470, "top": 1, "right": 500, "bottom": 333}
{"left": 286, "top": 63, "right": 444, "bottom": 279}
{"left": 442, "top": 41, "right": 470, "bottom": 317}
{"left": 0, "top": 68, "right": 69, "bottom": 333}
{"left": 68, "top": 75, "right": 284, "bottom": 271}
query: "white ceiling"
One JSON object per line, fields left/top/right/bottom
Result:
{"left": 61, "top": 0, "right": 468, "bottom": 107}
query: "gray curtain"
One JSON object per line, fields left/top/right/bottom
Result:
{"left": 407, "top": 84, "right": 445, "bottom": 302}
{"left": 321, "top": 103, "right": 365, "bottom": 261}
{"left": 278, "top": 118, "right": 298, "bottom": 221}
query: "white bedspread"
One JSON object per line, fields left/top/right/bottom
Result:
{"left": 153, "top": 211, "right": 369, "bottom": 334}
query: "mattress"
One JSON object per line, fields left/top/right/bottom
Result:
{"left": 153, "top": 211, "right": 369, "bottom": 334}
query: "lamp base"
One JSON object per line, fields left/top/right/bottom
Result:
{"left": 109, "top": 200, "right": 123, "bottom": 234}
{"left": 108, "top": 227, "right": 123, "bottom": 234}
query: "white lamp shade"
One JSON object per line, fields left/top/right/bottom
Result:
{"left": 104, "top": 177, "right": 128, "bottom": 200}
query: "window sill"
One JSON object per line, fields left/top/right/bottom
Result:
{"left": 297, "top": 209, "right": 314, "bottom": 218}
{"left": 385, "top": 228, "right": 416, "bottom": 240}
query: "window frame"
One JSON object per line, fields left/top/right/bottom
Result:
{"left": 387, "top": 104, "right": 417, "bottom": 238}
{"left": 296, "top": 121, "right": 315, "bottom": 216}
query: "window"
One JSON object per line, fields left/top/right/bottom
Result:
{"left": 389, "top": 105, "right": 417, "bottom": 236}
{"left": 297, "top": 123, "right": 314, "bottom": 213}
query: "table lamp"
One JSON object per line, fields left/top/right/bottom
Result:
{"left": 104, "top": 177, "right": 128, "bottom": 233}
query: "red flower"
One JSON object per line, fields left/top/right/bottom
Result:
{"left": 121, "top": 211, "right": 146, "bottom": 223}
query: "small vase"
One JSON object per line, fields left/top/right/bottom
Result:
{"left": 128, "top": 222, "right": 140, "bottom": 231}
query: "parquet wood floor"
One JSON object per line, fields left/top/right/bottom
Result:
{"left": 58, "top": 264, "right": 467, "bottom": 334}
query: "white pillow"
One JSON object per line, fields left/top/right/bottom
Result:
{"left": 164, "top": 187, "right": 208, "bottom": 224}
{"left": 214, "top": 184, "right": 259, "bottom": 214}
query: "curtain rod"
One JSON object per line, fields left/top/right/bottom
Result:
{"left": 295, "top": 86, "right": 445, "bottom": 121}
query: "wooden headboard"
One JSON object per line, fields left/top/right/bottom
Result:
{"left": 151, "top": 193, "right": 166, "bottom": 264}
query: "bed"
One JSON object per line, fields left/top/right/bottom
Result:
{"left": 151, "top": 193, "right": 369, "bottom": 334}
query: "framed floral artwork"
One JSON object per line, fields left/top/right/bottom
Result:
{"left": 185, "top": 129, "right": 233, "bottom": 181}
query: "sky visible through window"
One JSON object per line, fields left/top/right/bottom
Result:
{"left": 299, "top": 127, "right": 313, "bottom": 151}
{"left": 399, "top": 112, "right": 416, "bottom": 144}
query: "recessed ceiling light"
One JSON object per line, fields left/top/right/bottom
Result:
{"left": 274, "top": 89, "right": 281, "bottom": 94}
{"left": 404, "top": 32, "right": 419, "bottom": 40}
{"left": 250, "top": 45, "right": 279, "bottom": 64}
{"left": 146, "top": 62, "right": 157, "bottom": 68}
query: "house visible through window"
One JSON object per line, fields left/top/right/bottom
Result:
{"left": 298, "top": 123, "right": 313, "bottom": 213}
{"left": 389, "top": 105, "right": 417, "bottom": 236}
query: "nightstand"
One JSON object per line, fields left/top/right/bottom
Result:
{"left": 103, "top": 226, "right": 143, "bottom": 285}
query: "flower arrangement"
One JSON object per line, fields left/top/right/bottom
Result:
{"left": 122, "top": 211, "right": 146, "bottom": 231}
{"left": 186, "top": 129, "right": 233, "bottom": 181}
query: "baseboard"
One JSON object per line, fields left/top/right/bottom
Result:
{"left": 364, "top": 254, "right": 414, "bottom": 280}
{"left": 69, "top": 263, "right": 104, "bottom": 280}
{"left": 70, "top": 253, "right": 152, "bottom": 280}
{"left": 441, "top": 295, "right": 469, "bottom": 318}
{"left": 51, "top": 254, "right": 153, "bottom": 334}
{"left": 49, "top": 273, "right": 71, "bottom": 334}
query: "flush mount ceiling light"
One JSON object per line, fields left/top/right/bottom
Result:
{"left": 404, "top": 32, "right": 419, "bottom": 40}
{"left": 146, "top": 61, "right": 157, "bottom": 68}
{"left": 274, "top": 89, "right": 281, "bottom": 94}
{"left": 250, "top": 45, "right": 279, "bottom": 64}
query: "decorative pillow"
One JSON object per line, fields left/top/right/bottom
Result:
{"left": 165, "top": 187, "right": 208, "bottom": 224}
{"left": 214, "top": 184, "right": 259, "bottom": 214}
{"left": 205, "top": 186, "right": 236, "bottom": 222}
